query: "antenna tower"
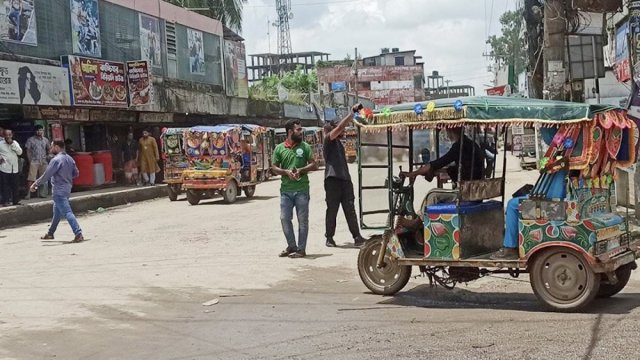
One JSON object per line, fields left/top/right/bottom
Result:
{"left": 273, "top": 0, "right": 293, "bottom": 71}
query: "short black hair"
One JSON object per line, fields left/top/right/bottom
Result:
{"left": 285, "top": 119, "right": 301, "bottom": 134}
{"left": 64, "top": 138, "right": 72, "bottom": 145}
{"left": 53, "top": 140, "right": 65, "bottom": 148}
{"left": 35, "top": 125, "right": 43, "bottom": 130}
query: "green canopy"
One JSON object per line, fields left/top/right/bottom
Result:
{"left": 363, "top": 96, "right": 621, "bottom": 129}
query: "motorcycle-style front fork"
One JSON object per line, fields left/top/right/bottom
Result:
{"left": 377, "top": 230, "right": 393, "bottom": 268}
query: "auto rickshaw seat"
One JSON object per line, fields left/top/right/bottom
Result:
{"left": 426, "top": 200, "right": 503, "bottom": 215}
{"left": 588, "top": 212, "right": 625, "bottom": 229}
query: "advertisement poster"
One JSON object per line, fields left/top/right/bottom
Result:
{"left": 68, "top": 56, "right": 127, "bottom": 107}
{"left": 615, "top": 21, "right": 630, "bottom": 82}
{"left": 224, "top": 40, "right": 248, "bottom": 98}
{"left": 0, "top": 0, "right": 37, "bottom": 45}
{"left": 187, "top": 28, "right": 205, "bottom": 74}
{"left": 139, "top": 14, "right": 161, "bottom": 69}
{"left": 70, "top": 0, "right": 101, "bottom": 57}
{"left": 0, "top": 60, "right": 70, "bottom": 105}
{"left": 126, "top": 60, "right": 152, "bottom": 106}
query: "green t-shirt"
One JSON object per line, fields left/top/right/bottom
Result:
{"left": 272, "top": 142, "right": 313, "bottom": 193}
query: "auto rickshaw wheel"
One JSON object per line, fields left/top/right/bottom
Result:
{"left": 222, "top": 181, "right": 238, "bottom": 204}
{"left": 596, "top": 262, "right": 634, "bottom": 298}
{"left": 244, "top": 185, "right": 256, "bottom": 198}
{"left": 186, "top": 190, "right": 201, "bottom": 205}
{"left": 357, "top": 235, "right": 411, "bottom": 295}
{"left": 529, "top": 248, "right": 600, "bottom": 312}
{"left": 167, "top": 186, "right": 179, "bottom": 201}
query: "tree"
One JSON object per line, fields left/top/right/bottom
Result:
{"left": 163, "top": 0, "right": 247, "bottom": 32}
{"left": 249, "top": 67, "right": 318, "bottom": 105}
{"left": 486, "top": 9, "right": 527, "bottom": 85}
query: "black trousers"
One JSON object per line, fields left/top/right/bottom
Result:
{"left": 325, "top": 177, "right": 360, "bottom": 240}
{"left": 0, "top": 171, "right": 20, "bottom": 205}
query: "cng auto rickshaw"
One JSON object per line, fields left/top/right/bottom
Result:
{"left": 161, "top": 127, "right": 190, "bottom": 201}
{"left": 181, "top": 125, "right": 260, "bottom": 205}
{"left": 304, "top": 126, "right": 325, "bottom": 167}
{"left": 354, "top": 96, "right": 640, "bottom": 312}
{"left": 342, "top": 126, "right": 358, "bottom": 163}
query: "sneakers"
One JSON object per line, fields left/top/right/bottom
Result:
{"left": 489, "top": 247, "right": 519, "bottom": 260}
{"left": 288, "top": 251, "right": 306, "bottom": 258}
{"left": 71, "top": 234, "right": 84, "bottom": 243}
{"left": 325, "top": 238, "right": 337, "bottom": 247}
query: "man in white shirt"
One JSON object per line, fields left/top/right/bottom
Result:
{"left": 0, "top": 129, "right": 23, "bottom": 206}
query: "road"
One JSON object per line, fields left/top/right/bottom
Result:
{"left": 0, "top": 161, "right": 639, "bottom": 360}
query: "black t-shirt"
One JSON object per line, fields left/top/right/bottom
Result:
{"left": 323, "top": 136, "right": 350, "bottom": 181}
{"left": 430, "top": 135, "right": 485, "bottom": 182}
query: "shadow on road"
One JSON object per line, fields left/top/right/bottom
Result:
{"left": 200, "top": 195, "right": 278, "bottom": 205}
{"left": 41, "top": 238, "right": 91, "bottom": 247}
{"left": 377, "top": 284, "right": 640, "bottom": 314}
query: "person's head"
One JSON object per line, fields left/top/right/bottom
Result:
{"left": 4, "top": 128, "right": 12, "bottom": 140}
{"left": 446, "top": 128, "right": 462, "bottom": 143}
{"left": 323, "top": 121, "right": 336, "bottom": 136}
{"left": 285, "top": 119, "right": 303, "bottom": 144}
{"left": 51, "top": 140, "right": 66, "bottom": 155}
{"left": 65, "top": 138, "right": 72, "bottom": 146}
{"left": 35, "top": 125, "right": 44, "bottom": 137}
{"left": 142, "top": 129, "right": 151, "bottom": 138}
{"left": 127, "top": 132, "right": 134, "bottom": 141}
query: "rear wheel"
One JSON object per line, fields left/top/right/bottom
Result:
{"left": 167, "top": 185, "right": 179, "bottom": 201}
{"left": 529, "top": 248, "right": 600, "bottom": 312}
{"left": 222, "top": 181, "right": 238, "bottom": 204}
{"left": 186, "top": 190, "right": 201, "bottom": 205}
{"left": 358, "top": 235, "right": 411, "bottom": 295}
{"left": 244, "top": 185, "right": 256, "bottom": 198}
{"left": 597, "top": 262, "right": 634, "bottom": 298}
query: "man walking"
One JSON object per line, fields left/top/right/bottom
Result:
{"left": 138, "top": 129, "right": 160, "bottom": 186}
{"left": 25, "top": 125, "right": 50, "bottom": 199}
{"left": 0, "top": 128, "right": 23, "bottom": 206}
{"left": 324, "top": 104, "right": 366, "bottom": 248}
{"left": 31, "top": 140, "right": 83, "bottom": 243}
{"left": 271, "top": 119, "right": 318, "bottom": 258}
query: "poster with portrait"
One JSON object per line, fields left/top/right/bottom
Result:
{"left": 224, "top": 39, "right": 248, "bottom": 98}
{"left": 187, "top": 28, "right": 205, "bottom": 75}
{"left": 0, "top": 60, "right": 70, "bottom": 105}
{"left": 70, "top": 0, "right": 101, "bottom": 57}
{"left": 0, "top": 0, "right": 37, "bottom": 45}
{"left": 139, "top": 14, "right": 161, "bottom": 69}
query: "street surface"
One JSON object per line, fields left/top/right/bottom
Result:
{"left": 1, "top": 159, "right": 639, "bottom": 360}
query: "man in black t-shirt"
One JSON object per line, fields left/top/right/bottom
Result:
{"left": 323, "top": 104, "right": 366, "bottom": 248}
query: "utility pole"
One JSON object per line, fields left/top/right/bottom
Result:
{"left": 445, "top": 80, "right": 452, "bottom": 98}
{"left": 354, "top": 47, "right": 359, "bottom": 103}
{"left": 543, "top": 0, "right": 567, "bottom": 100}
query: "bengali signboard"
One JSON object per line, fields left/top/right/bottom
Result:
{"left": 126, "top": 60, "right": 152, "bottom": 106}
{"left": 68, "top": 55, "right": 127, "bottom": 107}
{"left": 0, "top": 60, "right": 70, "bottom": 106}
{"left": 615, "top": 21, "right": 631, "bottom": 82}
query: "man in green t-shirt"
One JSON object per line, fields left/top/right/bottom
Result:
{"left": 271, "top": 119, "right": 318, "bottom": 258}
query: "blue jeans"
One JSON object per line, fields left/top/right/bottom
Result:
{"left": 280, "top": 192, "right": 310, "bottom": 252}
{"left": 503, "top": 196, "right": 526, "bottom": 249}
{"left": 48, "top": 195, "right": 82, "bottom": 237}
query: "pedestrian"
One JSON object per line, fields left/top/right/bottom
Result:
{"left": 0, "top": 128, "right": 23, "bottom": 206}
{"left": 271, "top": 119, "right": 318, "bottom": 258}
{"left": 25, "top": 125, "right": 50, "bottom": 199}
{"left": 323, "top": 104, "right": 366, "bottom": 248}
{"left": 138, "top": 129, "right": 160, "bottom": 186}
{"left": 31, "top": 140, "right": 84, "bottom": 243}
{"left": 121, "top": 132, "right": 140, "bottom": 185}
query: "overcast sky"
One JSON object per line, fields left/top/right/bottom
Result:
{"left": 241, "top": 0, "right": 518, "bottom": 95}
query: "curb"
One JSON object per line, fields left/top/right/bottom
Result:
{"left": 0, "top": 185, "right": 168, "bottom": 229}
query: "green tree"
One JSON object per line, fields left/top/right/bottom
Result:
{"left": 163, "top": 0, "right": 247, "bottom": 32}
{"left": 486, "top": 9, "right": 527, "bottom": 84}
{"left": 249, "top": 68, "right": 318, "bottom": 105}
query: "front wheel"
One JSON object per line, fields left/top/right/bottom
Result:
{"left": 222, "top": 181, "right": 238, "bottom": 204}
{"left": 167, "top": 185, "right": 179, "bottom": 201}
{"left": 357, "top": 235, "right": 411, "bottom": 295}
{"left": 597, "top": 262, "right": 635, "bottom": 298}
{"left": 186, "top": 190, "right": 201, "bottom": 205}
{"left": 529, "top": 248, "right": 600, "bottom": 312}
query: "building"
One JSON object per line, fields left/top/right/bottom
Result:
{"left": 247, "top": 51, "right": 330, "bottom": 83}
{"left": 317, "top": 48, "right": 425, "bottom": 106}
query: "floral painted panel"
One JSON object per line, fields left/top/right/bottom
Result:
{"left": 424, "top": 213, "right": 460, "bottom": 260}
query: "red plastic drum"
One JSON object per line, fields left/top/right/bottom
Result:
{"left": 72, "top": 153, "right": 94, "bottom": 186}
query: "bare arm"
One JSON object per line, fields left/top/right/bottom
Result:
{"left": 298, "top": 158, "right": 318, "bottom": 176}
{"left": 327, "top": 104, "right": 361, "bottom": 141}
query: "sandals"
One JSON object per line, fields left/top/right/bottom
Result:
{"left": 40, "top": 234, "right": 54, "bottom": 240}
{"left": 288, "top": 251, "right": 306, "bottom": 258}
{"left": 279, "top": 247, "right": 296, "bottom": 257}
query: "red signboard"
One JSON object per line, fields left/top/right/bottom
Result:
{"left": 68, "top": 56, "right": 128, "bottom": 107}
{"left": 615, "top": 58, "right": 631, "bottom": 82}
{"left": 485, "top": 85, "right": 510, "bottom": 96}
{"left": 126, "top": 60, "right": 152, "bottom": 106}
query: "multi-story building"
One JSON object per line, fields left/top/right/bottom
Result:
{"left": 317, "top": 48, "right": 425, "bottom": 107}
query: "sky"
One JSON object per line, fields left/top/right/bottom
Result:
{"left": 241, "top": 0, "right": 518, "bottom": 95}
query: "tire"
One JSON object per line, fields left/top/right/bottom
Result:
{"left": 597, "top": 263, "right": 634, "bottom": 298}
{"left": 244, "top": 185, "right": 256, "bottom": 198}
{"left": 357, "top": 235, "right": 411, "bottom": 295}
{"left": 186, "top": 190, "right": 201, "bottom": 205}
{"left": 167, "top": 186, "right": 178, "bottom": 202}
{"left": 529, "top": 248, "right": 600, "bottom": 312}
{"left": 222, "top": 181, "right": 238, "bottom": 204}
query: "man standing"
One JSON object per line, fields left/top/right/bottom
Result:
{"left": 0, "top": 129, "right": 23, "bottom": 206}
{"left": 138, "top": 129, "right": 160, "bottom": 186}
{"left": 121, "top": 132, "right": 139, "bottom": 185}
{"left": 324, "top": 104, "right": 366, "bottom": 248}
{"left": 31, "top": 140, "right": 83, "bottom": 243}
{"left": 271, "top": 119, "right": 318, "bottom": 258}
{"left": 25, "top": 125, "right": 50, "bottom": 199}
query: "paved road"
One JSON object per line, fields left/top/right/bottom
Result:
{"left": 0, "top": 162, "right": 639, "bottom": 360}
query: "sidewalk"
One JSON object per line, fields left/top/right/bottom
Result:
{"left": 0, "top": 185, "right": 168, "bottom": 229}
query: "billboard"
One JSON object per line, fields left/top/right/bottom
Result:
{"left": 126, "top": 60, "right": 152, "bottom": 107}
{"left": 615, "top": 21, "right": 631, "bottom": 82}
{"left": 187, "top": 28, "right": 204, "bottom": 74}
{"left": 68, "top": 56, "right": 127, "bottom": 107}
{"left": 0, "top": 0, "right": 37, "bottom": 45}
{"left": 224, "top": 39, "right": 248, "bottom": 98}
{"left": 70, "top": 0, "right": 101, "bottom": 57}
{"left": 139, "top": 14, "right": 161, "bottom": 69}
{"left": 0, "top": 60, "right": 70, "bottom": 106}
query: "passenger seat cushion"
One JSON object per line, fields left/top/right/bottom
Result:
{"left": 426, "top": 200, "right": 503, "bottom": 215}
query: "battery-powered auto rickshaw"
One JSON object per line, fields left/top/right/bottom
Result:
{"left": 304, "top": 126, "right": 325, "bottom": 167}
{"left": 354, "top": 96, "right": 639, "bottom": 312}
{"left": 342, "top": 126, "right": 358, "bottom": 163}
{"left": 181, "top": 125, "right": 260, "bottom": 205}
{"left": 221, "top": 124, "right": 274, "bottom": 181}
{"left": 161, "top": 127, "right": 190, "bottom": 201}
